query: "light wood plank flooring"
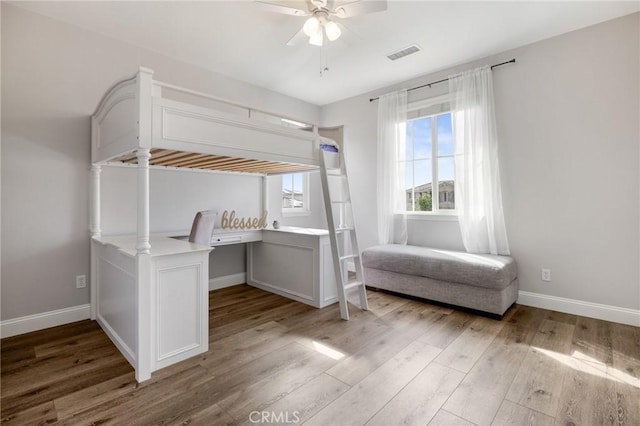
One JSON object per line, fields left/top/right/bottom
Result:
{"left": 1, "top": 285, "right": 639, "bottom": 425}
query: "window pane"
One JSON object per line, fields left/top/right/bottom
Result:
{"left": 292, "top": 173, "right": 304, "bottom": 208}
{"left": 403, "top": 111, "right": 459, "bottom": 213}
{"left": 282, "top": 173, "right": 305, "bottom": 210}
{"left": 413, "top": 117, "right": 432, "bottom": 160}
{"left": 438, "top": 157, "right": 455, "bottom": 210}
{"left": 282, "top": 174, "right": 291, "bottom": 208}
{"left": 402, "top": 162, "right": 412, "bottom": 187}
{"left": 412, "top": 159, "right": 432, "bottom": 212}
{"left": 293, "top": 173, "right": 303, "bottom": 193}
{"left": 437, "top": 113, "right": 454, "bottom": 156}
{"left": 282, "top": 173, "right": 293, "bottom": 191}
{"left": 282, "top": 173, "right": 308, "bottom": 210}
{"left": 437, "top": 156, "right": 455, "bottom": 182}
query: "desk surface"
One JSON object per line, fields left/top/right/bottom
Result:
{"left": 265, "top": 226, "right": 329, "bottom": 236}
{"left": 94, "top": 227, "right": 331, "bottom": 256}
{"left": 92, "top": 235, "right": 213, "bottom": 258}
{"left": 163, "top": 226, "right": 329, "bottom": 244}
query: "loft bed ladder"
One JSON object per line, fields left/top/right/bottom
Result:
{"left": 319, "top": 148, "right": 369, "bottom": 320}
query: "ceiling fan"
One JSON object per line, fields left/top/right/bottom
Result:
{"left": 256, "top": 0, "right": 387, "bottom": 46}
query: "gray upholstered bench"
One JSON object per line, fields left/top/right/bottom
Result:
{"left": 362, "top": 244, "right": 518, "bottom": 317}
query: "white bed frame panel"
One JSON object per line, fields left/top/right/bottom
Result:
{"left": 154, "top": 98, "right": 319, "bottom": 166}
{"left": 151, "top": 252, "right": 209, "bottom": 370}
{"left": 91, "top": 77, "right": 139, "bottom": 165}
{"left": 94, "top": 240, "right": 137, "bottom": 367}
{"left": 91, "top": 68, "right": 335, "bottom": 382}
{"left": 93, "top": 68, "right": 328, "bottom": 167}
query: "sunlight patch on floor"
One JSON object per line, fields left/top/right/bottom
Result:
{"left": 312, "top": 340, "right": 345, "bottom": 360}
{"left": 536, "top": 347, "right": 639, "bottom": 388}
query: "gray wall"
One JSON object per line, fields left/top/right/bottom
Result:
{"left": 322, "top": 13, "right": 640, "bottom": 311}
{"left": 1, "top": 4, "right": 321, "bottom": 320}
{"left": 100, "top": 166, "right": 263, "bottom": 235}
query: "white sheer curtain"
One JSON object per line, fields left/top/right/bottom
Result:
{"left": 449, "top": 66, "right": 510, "bottom": 255}
{"left": 377, "top": 90, "right": 408, "bottom": 245}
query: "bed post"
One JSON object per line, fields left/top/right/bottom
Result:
{"left": 261, "top": 175, "right": 268, "bottom": 219}
{"left": 135, "top": 147, "right": 152, "bottom": 382}
{"left": 89, "top": 164, "right": 101, "bottom": 320}
{"left": 135, "top": 149, "right": 151, "bottom": 254}
{"left": 90, "top": 165, "right": 102, "bottom": 238}
{"left": 135, "top": 67, "right": 153, "bottom": 254}
{"left": 136, "top": 67, "right": 154, "bottom": 382}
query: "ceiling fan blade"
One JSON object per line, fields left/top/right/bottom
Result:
{"left": 333, "top": 0, "right": 387, "bottom": 18}
{"left": 324, "top": 0, "right": 337, "bottom": 10}
{"left": 254, "top": 1, "right": 310, "bottom": 16}
{"left": 286, "top": 28, "right": 308, "bottom": 46}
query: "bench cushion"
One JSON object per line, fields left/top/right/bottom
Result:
{"left": 362, "top": 244, "right": 516, "bottom": 290}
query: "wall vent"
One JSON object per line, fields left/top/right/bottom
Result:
{"left": 386, "top": 44, "right": 422, "bottom": 61}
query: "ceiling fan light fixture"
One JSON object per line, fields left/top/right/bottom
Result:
{"left": 324, "top": 20, "right": 341, "bottom": 41}
{"left": 309, "top": 27, "right": 324, "bottom": 46}
{"left": 303, "top": 16, "right": 320, "bottom": 37}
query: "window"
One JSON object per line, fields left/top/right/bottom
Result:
{"left": 282, "top": 172, "right": 310, "bottom": 215}
{"left": 403, "top": 97, "right": 456, "bottom": 213}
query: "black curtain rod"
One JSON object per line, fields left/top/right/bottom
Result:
{"left": 369, "top": 58, "right": 516, "bottom": 102}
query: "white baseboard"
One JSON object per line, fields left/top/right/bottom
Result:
{"left": 209, "top": 272, "right": 247, "bottom": 291}
{"left": 518, "top": 291, "right": 640, "bottom": 327}
{"left": 0, "top": 304, "right": 91, "bottom": 338}
{"left": 0, "top": 273, "right": 246, "bottom": 338}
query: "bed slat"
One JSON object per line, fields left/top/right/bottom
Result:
{"left": 109, "top": 149, "right": 317, "bottom": 175}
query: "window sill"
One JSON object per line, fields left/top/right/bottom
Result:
{"left": 282, "top": 210, "right": 311, "bottom": 217}
{"left": 403, "top": 212, "right": 459, "bottom": 222}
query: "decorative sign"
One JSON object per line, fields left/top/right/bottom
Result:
{"left": 221, "top": 210, "right": 268, "bottom": 230}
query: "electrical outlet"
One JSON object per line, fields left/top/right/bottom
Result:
{"left": 541, "top": 268, "right": 552, "bottom": 282}
{"left": 76, "top": 275, "right": 87, "bottom": 289}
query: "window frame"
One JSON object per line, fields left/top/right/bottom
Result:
{"left": 281, "top": 172, "right": 311, "bottom": 216}
{"left": 403, "top": 94, "right": 458, "bottom": 217}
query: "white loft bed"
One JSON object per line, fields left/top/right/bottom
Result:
{"left": 90, "top": 68, "right": 340, "bottom": 382}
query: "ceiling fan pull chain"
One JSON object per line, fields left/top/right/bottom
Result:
{"left": 320, "top": 39, "right": 329, "bottom": 77}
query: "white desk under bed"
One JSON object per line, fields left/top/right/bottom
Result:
{"left": 90, "top": 68, "right": 340, "bottom": 382}
{"left": 247, "top": 227, "right": 338, "bottom": 309}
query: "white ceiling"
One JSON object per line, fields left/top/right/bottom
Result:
{"left": 11, "top": 0, "right": 639, "bottom": 106}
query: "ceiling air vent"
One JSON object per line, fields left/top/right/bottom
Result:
{"left": 387, "top": 44, "right": 422, "bottom": 61}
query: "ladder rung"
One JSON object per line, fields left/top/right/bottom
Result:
{"left": 332, "top": 200, "right": 350, "bottom": 204}
{"left": 343, "top": 281, "right": 364, "bottom": 291}
{"left": 335, "top": 227, "right": 354, "bottom": 233}
{"left": 339, "top": 254, "right": 358, "bottom": 262}
{"left": 327, "top": 171, "right": 346, "bottom": 177}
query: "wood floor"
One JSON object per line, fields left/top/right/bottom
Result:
{"left": 1, "top": 285, "right": 639, "bottom": 425}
